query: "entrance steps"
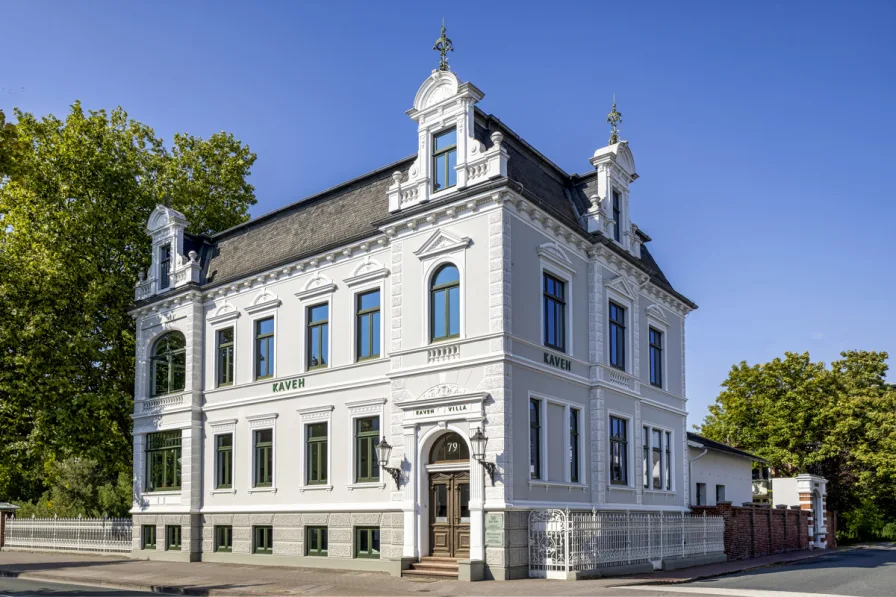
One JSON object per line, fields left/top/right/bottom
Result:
{"left": 402, "top": 556, "right": 459, "bottom": 581}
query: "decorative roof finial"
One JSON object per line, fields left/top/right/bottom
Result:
{"left": 433, "top": 18, "right": 454, "bottom": 72}
{"left": 607, "top": 94, "right": 622, "bottom": 145}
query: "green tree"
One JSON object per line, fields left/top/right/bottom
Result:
{"left": 699, "top": 350, "right": 896, "bottom": 541}
{"left": 0, "top": 102, "right": 256, "bottom": 509}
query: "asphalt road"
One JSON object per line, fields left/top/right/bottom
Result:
{"left": 622, "top": 545, "right": 896, "bottom": 597}
{"left": 0, "top": 576, "right": 154, "bottom": 596}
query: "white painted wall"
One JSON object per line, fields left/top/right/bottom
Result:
{"left": 688, "top": 447, "right": 753, "bottom": 506}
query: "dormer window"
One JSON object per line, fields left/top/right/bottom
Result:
{"left": 612, "top": 190, "right": 621, "bottom": 242}
{"left": 432, "top": 128, "right": 457, "bottom": 192}
{"left": 159, "top": 244, "right": 172, "bottom": 290}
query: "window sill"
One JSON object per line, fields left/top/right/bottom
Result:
{"left": 528, "top": 480, "right": 588, "bottom": 491}
{"left": 299, "top": 484, "right": 333, "bottom": 493}
{"left": 247, "top": 487, "right": 277, "bottom": 494}
{"left": 644, "top": 489, "right": 677, "bottom": 496}
{"left": 143, "top": 490, "right": 181, "bottom": 496}
{"left": 210, "top": 488, "right": 237, "bottom": 495}
{"left": 607, "top": 484, "right": 637, "bottom": 492}
{"left": 347, "top": 482, "right": 386, "bottom": 491}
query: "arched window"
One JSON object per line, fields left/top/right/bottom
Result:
{"left": 430, "top": 264, "right": 460, "bottom": 341}
{"left": 430, "top": 432, "right": 469, "bottom": 464}
{"left": 151, "top": 332, "right": 186, "bottom": 396}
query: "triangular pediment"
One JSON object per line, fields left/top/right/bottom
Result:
{"left": 605, "top": 275, "right": 639, "bottom": 300}
{"left": 413, "top": 228, "right": 471, "bottom": 260}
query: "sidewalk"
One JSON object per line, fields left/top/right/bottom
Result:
{"left": 0, "top": 548, "right": 846, "bottom": 596}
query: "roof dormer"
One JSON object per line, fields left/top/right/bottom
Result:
{"left": 584, "top": 99, "right": 641, "bottom": 257}
{"left": 136, "top": 204, "right": 201, "bottom": 300}
{"left": 388, "top": 24, "right": 507, "bottom": 213}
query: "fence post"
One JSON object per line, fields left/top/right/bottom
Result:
{"left": 626, "top": 510, "right": 632, "bottom": 564}
{"left": 564, "top": 509, "right": 570, "bottom": 577}
{"left": 702, "top": 511, "right": 707, "bottom": 555}
{"left": 31, "top": 514, "right": 35, "bottom": 550}
{"left": 103, "top": 516, "right": 107, "bottom": 554}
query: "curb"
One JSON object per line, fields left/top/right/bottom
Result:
{"left": 613, "top": 547, "right": 857, "bottom": 586}
{"left": 0, "top": 569, "right": 267, "bottom": 596}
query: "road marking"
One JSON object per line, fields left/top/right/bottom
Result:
{"left": 619, "top": 586, "right": 864, "bottom": 597}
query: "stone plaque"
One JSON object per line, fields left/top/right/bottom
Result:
{"left": 485, "top": 513, "right": 504, "bottom": 546}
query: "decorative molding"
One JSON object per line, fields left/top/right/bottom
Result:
{"left": 294, "top": 274, "right": 337, "bottom": 302}
{"left": 246, "top": 413, "right": 278, "bottom": 428}
{"left": 208, "top": 302, "right": 240, "bottom": 325}
{"left": 537, "top": 241, "right": 576, "bottom": 275}
{"left": 345, "top": 397, "right": 387, "bottom": 415}
{"left": 418, "top": 383, "right": 466, "bottom": 400}
{"left": 297, "top": 404, "right": 334, "bottom": 422}
{"left": 209, "top": 418, "right": 237, "bottom": 432}
{"left": 605, "top": 275, "right": 639, "bottom": 301}
{"left": 244, "top": 289, "right": 281, "bottom": 314}
{"left": 343, "top": 257, "right": 389, "bottom": 287}
{"left": 413, "top": 228, "right": 471, "bottom": 260}
{"left": 646, "top": 303, "right": 670, "bottom": 325}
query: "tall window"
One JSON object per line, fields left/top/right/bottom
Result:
{"left": 430, "top": 264, "right": 460, "bottom": 341}
{"left": 665, "top": 431, "right": 672, "bottom": 490}
{"left": 253, "top": 429, "right": 273, "bottom": 487}
{"left": 146, "top": 430, "right": 181, "bottom": 491}
{"left": 306, "top": 422, "right": 328, "bottom": 485}
{"left": 159, "top": 243, "right": 171, "bottom": 289}
{"left": 432, "top": 128, "right": 457, "bottom": 192}
{"left": 355, "top": 417, "right": 380, "bottom": 483}
{"left": 608, "top": 302, "right": 626, "bottom": 370}
{"left": 609, "top": 416, "right": 628, "bottom": 485}
{"left": 215, "top": 433, "right": 233, "bottom": 489}
{"left": 356, "top": 291, "right": 380, "bottom": 361}
{"left": 307, "top": 304, "right": 329, "bottom": 370}
{"left": 216, "top": 327, "right": 234, "bottom": 387}
{"left": 570, "top": 409, "right": 580, "bottom": 483}
{"left": 530, "top": 399, "right": 541, "bottom": 479}
{"left": 643, "top": 425, "right": 650, "bottom": 488}
{"left": 649, "top": 327, "right": 663, "bottom": 387}
{"left": 151, "top": 332, "right": 186, "bottom": 397}
{"left": 543, "top": 273, "right": 566, "bottom": 352}
{"left": 254, "top": 317, "right": 274, "bottom": 380}
{"left": 652, "top": 429, "right": 662, "bottom": 489}
{"left": 612, "top": 190, "right": 621, "bottom": 242}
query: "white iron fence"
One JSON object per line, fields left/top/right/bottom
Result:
{"left": 4, "top": 515, "right": 133, "bottom": 554}
{"left": 529, "top": 509, "right": 725, "bottom": 579}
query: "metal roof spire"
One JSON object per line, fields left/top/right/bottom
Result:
{"left": 433, "top": 18, "right": 454, "bottom": 72}
{"left": 607, "top": 94, "right": 622, "bottom": 145}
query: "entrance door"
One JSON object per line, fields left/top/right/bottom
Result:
{"left": 429, "top": 471, "right": 470, "bottom": 558}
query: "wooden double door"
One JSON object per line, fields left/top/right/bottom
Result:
{"left": 429, "top": 471, "right": 470, "bottom": 558}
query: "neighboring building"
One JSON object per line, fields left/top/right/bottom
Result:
{"left": 129, "top": 33, "right": 696, "bottom": 580}
{"left": 772, "top": 474, "right": 829, "bottom": 549}
{"left": 688, "top": 432, "right": 762, "bottom": 507}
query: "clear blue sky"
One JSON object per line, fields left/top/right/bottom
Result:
{"left": 3, "top": 0, "right": 894, "bottom": 426}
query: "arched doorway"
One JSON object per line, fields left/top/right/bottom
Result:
{"left": 427, "top": 432, "right": 470, "bottom": 558}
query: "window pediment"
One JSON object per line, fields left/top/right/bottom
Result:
{"left": 295, "top": 274, "right": 336, "bottom": 302}
{"left": 343, "top": 257, "right": 389, "bottom": 287}
{"left": 208, "top": 301, "right": 240, "bottom": 325}
{"left": 414, "top": 229, "right": 471, "bottom": 261}
{"left": 537, "top": 241, "right": 576, "bottom": 274}
{"left": 605, "top": 275, "right": 639, "bottom": 301}
{"left": 245, "top": 289, "right": 281, "bottom": 314}
{"left": 646, "top": 303, "right": 669, "bottom": 325}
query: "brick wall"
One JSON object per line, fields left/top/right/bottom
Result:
{"left": 691, "top": 502, "right": 812, "bottom": 561}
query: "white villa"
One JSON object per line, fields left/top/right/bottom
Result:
{"left": 129, "top": 34, "right": 697, "bottom": 581}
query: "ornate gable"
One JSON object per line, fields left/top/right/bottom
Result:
{"left": 413, "top": 228, "right": 471, "bottom": 260}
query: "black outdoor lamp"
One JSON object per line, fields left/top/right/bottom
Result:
{"left": 376, "top": 438, "right": 402, "bottom": 489}
{"left": 470, "top": 427, "right": 497, "bottom": 485}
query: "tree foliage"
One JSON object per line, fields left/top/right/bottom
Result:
{"left": 0, "top": 102, "right": 256, "bottom": 511}
{"left": 699, "top": 350, "right": 896, "bottom": 540}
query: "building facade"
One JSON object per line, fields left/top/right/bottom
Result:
{"left": 687, "top": 432, "right": 761, "bottom": 508}
{"left": 130, "top": 60, "right": 697, "bottom": 580}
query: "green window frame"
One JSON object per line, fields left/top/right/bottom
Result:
{"left": 355, "top": 417, "right": 380, "bottom": 483}
{"left": 253, "top": 525, "right": 273, "bottom": 555}
{"left": 354, "top": 527, "right": 380, "bottom": 559}
{"left": 150, "top": 331, "right": 186, "bottom": 397}
{"left": 145, "top": 430, "right": 182, "bottom": 491}
{"left": 356, "top": 290, "right": 381, "bottom": 361}
{"left": 529, "top": 398, "right": 541, "bottom": 480}
{"left": 570, "top": 408, "right": 580, "bottom": 483}
{"left": 215, "top": 525, "right": 233, "bottom": 553}
{"left": 432, "top": 127, "right": 457, "bottom": 192}
{"left": 159, "top": 243, "right": 171, "bottom": 290}
{"left": 142, "top": 525, "right": 156, "bottom": 550}
{"left": 215, "top": 433, "right": 233, "bottom": 489}
{"left": 307, "top": 303, "right": 329, "bottom": 370}
{"left": 305, "top": 422, "right": 328, "bottom": 485}
{"left": 216, "top": 327, "right": 234, "bottom": 387}
{"left": 254, "top": 317, "right": 275, "bottom": 380}
{"left": 306, "top": 526, "right": 328, "bottom": 557}
{"left": 430, "top": 264, "right": 460, "bottom": 342}
{"left": 166, "top": 525, "right": 181, "bottom": 551}
{"left": 543, "top": 273, "right": 566, "bottom": 352}
{"left": 253, "top": 429, "right": 273, "bottom": 488}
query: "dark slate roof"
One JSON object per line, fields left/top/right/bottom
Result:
{"left": 688, "top": 432, "right": 766, "bottom": 462}
{"left": 152, "top": 109, "right": 695, "bottom": 311}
